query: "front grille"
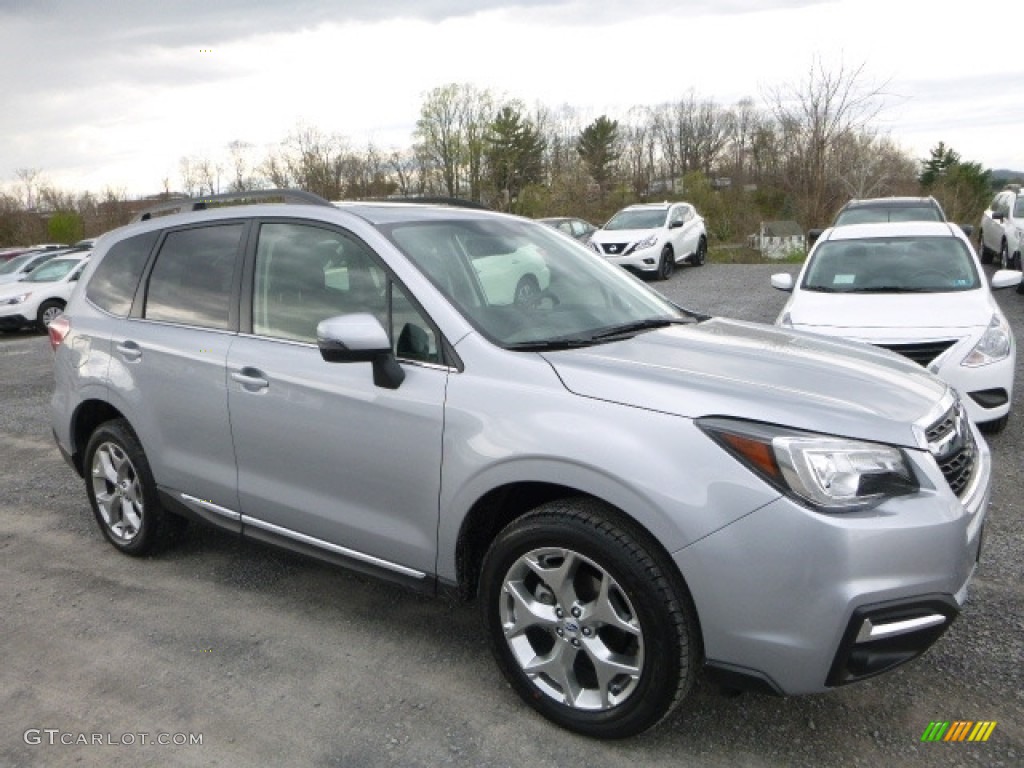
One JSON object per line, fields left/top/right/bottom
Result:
{"left": 599, "top": 242, "right": 630, "bottom": 255}
{"left": 875, "top": 340, "right": 958, "bottom": 367}
{"left": 926, "top": 403, "right": 976, "bottom": 498}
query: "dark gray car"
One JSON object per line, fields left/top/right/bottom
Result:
{"left": 51, "top": 193, "right": 989, "bottom": 738}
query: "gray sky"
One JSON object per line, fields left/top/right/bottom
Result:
{"left": 2, "top": 0, "right": 1021, "bottom": 197}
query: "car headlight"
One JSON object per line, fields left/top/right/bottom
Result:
{"left": 633, "top": 233, "right": 658, "bottom": 251}
{"left": 961, "top": 314, "right": 1012, "bottom": 367}
{"left": 698, "top": 418, "right": 918, "bottom": 512}
{"left": 1, "top": 292, "right": 31, "bottom": 305}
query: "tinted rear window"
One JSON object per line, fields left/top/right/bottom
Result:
{"left": 86, "top": 232, "right": 158, "bottom": 316}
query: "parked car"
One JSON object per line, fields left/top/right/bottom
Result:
{"left": 0, "top": 253, "right": 90, "bottom": 331}
{"left": 978, "top": 186, "right": 1024, "bottom": 271}
{"left": 0, "top": 249, "right": 63, "bottom": 285}
{"left": 538, "top": 216, "right": 599, "bottom": 244}
{"left": 589, "top": 202, "right": 707, "bottom": 280}
{"left": 808, "top": 197, "right": 966, "bottom": 246}
{"left": 771, "top": 221, "right": 1020, "bottom": 432}
{"left": 52, "top": 192, "right": 988, "bottom": 738}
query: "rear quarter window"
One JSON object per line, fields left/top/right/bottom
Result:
{"left": 85, "top": 231, "right": 158, "bottom": 316}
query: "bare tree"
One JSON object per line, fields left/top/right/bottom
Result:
{"left": 15, "top": 168, "right": 43, "bottom": 209}
{"left": 764, "top": 57, "right": 889, "bottom": 227}
{"left": 227, "top": 140, "right": 260, "bottom": 192}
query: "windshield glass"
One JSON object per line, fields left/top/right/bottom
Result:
{"left": 603, "top": 208, "right": 668, "bottom": 231}
{"left": 834, "top": 206, "right": 943, "bottom": 226}
{"left": 25, "top": 258, "right": 81, "bottom": 283}
{"left": 384, "top": 217, "right": 689, "bottom": 348}
{"left": 0, "top": 253, "right": 38, "bottom": 275}
{"left": 802, "top": 237, "right": 979, "bottom": 293}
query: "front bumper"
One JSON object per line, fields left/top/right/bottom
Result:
{"left": 0, "top": 311, "right": 31, "bottom": 329}
{"left": 675, "top": 431, "right": 990, "bottom": 695}
{"left": 595, "top": 245, "right": 661, "bottom": 273}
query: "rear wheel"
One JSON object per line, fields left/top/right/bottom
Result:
{"left": 84, "top": 419, "right": 187, "bottom": 555}
{"left": 513, "top": 274, "right": 541, "bottom": 306}
{"left": 657, "top": 246, "right": 675, "bottom": 281}
{"left": 480, "top": 498, "right": 699, "bottom": 738}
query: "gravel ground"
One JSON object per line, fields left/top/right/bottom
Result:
{"left": 0, "top": 262, "right": 1021, "bottom": 767}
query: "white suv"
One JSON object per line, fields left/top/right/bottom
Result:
{"left": 0, "top": 253, "right": 89, "bottom": 331}
{"left": 979, "top": 186, "right": 1024, "bottom": 272}
{"left": 590, "top": 202, "right": 707, "bottom": 280}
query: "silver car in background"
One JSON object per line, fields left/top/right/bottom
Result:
{"left": 51, "top": 193, "right": 988, "bottom": 738}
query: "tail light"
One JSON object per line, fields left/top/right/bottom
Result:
{"left": 48, "top": 314, "right": 71, "bottom": 351}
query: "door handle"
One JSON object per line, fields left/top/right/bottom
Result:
{"left": 115, "top": 341, "right": 142, "bottom": 362}
{"left": 230, "top": 368, "right": 269, "bottom": 392}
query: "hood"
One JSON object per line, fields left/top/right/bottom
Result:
{"left": 542, "top": 318, "right": 948, "bottom": 448}
{"left": 0, "top": 279, "right": 34, "bottom": 296}
{"left": 590, "top": 228, "right": 661, "bottom": 245}
{"left": 786, "top": 290, "right": 996, "bottom": 337}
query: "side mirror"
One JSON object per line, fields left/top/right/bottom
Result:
{"left": 669, "top": 220, "right": 683, "bottom": 229}
{"left": 992, "top": 211, "right": 1006, "bottom": 222}
{"left": 771, "top": 273, "right": 795, "bottom": 292}
{"left": 317, "top": 313, "right": 405, "bottom": 390}
{"left": 990, "top": 269, "right": 1023, "bottom": 290}
{"left": 959, "top": 224, "right": 974, "bottom": 238}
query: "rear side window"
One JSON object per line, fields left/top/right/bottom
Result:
{"left": 144, "top": 224, "right": 244, "bottom": 329}
{"left": 85, "top": 232, "right": 158, "bottom": 316}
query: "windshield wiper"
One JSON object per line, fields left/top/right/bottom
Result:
{"left": 587, "top": 317, "right": 693, "bottom": 341}
{"left": 844, "top": 286, "right": 935, "bottom": 293}
{"left": 504, "top": 337, "right": 600, "bottom": 351}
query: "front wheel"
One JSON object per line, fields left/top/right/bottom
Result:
{"left": 999, "top": 240, "right": 1010, "bottom": 270}
{"left": 979, "top": 235, "right": 994, "bottom": 264}
{"left": 691, "top": 237, "right": 707, "bottom": 266}
{"left": 36, "top": 300, "right": 65, "bottom": 330}
{"left": 84, "top": 419, "right": 187, "bottom": 555}
{"left": 657, "top": 246, "right": 675, "bottom": 281}
{"left": 480, "top": 499, "right": 698, "bottom": 738}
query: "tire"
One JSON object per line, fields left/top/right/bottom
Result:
{"left": 999, "top": 240, "right": 1010, "bottom": 270}
{"left": 691, "top": 237, "right": 707, "bottom": 267}
{"left": 480, "top": 498, "right": 698, "bottom": 738}
{"left": 84, "top": 419, "right": 187, "bottom": 556}
{"left": 657, "top": 246, "right": 675, "bottom": 281}
{"left": 513, "top": 274, "right": 540, "bottom": 306}
{"left": 36, "top": 300, "right": 65, "bottom": 330}
{"left": 978, "top": 235, "right": 994, "bottom": 264}
{"left": 978, "top": 415, "right": 1008, "bottom": 435}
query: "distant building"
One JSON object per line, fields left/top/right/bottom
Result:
{"left": 749, "top": 220, "right": 805, "bottom": 259}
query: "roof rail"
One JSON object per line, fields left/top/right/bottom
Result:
{"left": 353, "top": 196, "right": 490, "bottom": 210}
{"left": 132, "top": 189, "right": 332, "bottom": 222}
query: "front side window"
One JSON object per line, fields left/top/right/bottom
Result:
{"left": 802, "top": 237, "right": 980, "bottom": 293}
{"left": 144, "top": 224, "right": 243, "bottom": 329}
{"left": 252, "top": 222, "right": 440, "bottom": 363}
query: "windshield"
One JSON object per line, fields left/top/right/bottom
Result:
{"left": 802, "top": 237, "right": 979, "bottom": 293}
{"left": 24, "top": 258, "right": 81, "bottom": 283}
{"left": 0, "top": 253, "right": 39, "bottom": 275}
{"left": 834, "top": 205, "right": 943, "bottom": 226}
{"left": 603, "top": 208, "right": 668, "bottom": 231}
{"left": 384, "top": 217, "right": 690, "bottom": 348}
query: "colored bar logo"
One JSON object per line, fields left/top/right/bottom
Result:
{"left": 921, "top": 721, "right": 997, "bottom": 742}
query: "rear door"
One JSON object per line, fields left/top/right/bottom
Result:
{"left": 109, "top": 222, "right": 246, "bottom": 517}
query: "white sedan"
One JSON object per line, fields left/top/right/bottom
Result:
{"left": 0, "top": 253, "right": 90, "bottom": 331}
{"left": 771, "top": 221, "right": 1021, "bottom": 432}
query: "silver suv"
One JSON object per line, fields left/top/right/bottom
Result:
{"left": 51, "top": 192, "right": 989, "bottom": 738}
